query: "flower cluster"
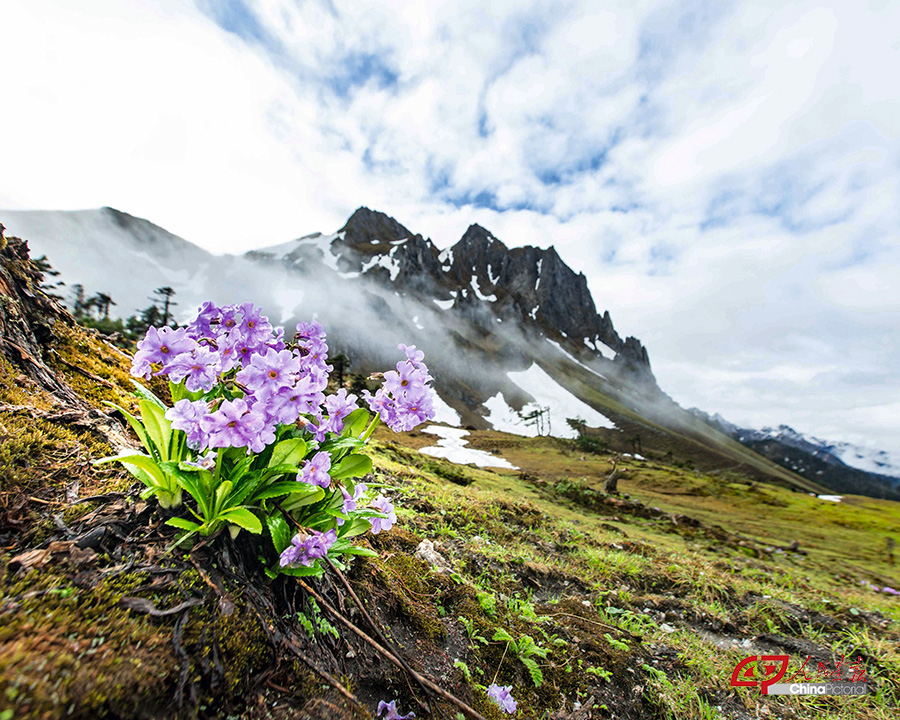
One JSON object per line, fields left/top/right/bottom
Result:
{"left": 363, "top": 344, "right": 435, "bottom": 432}
{"left": 131, "top": 303, "right": 333, "bottom": 454}
{"left": 120, "top": 301, "right": 437, "bottom": 575}
{"left": 279, "top": 528, "right": 338, "bottom": 567}
{"left": 486, "top": 684, "right": 517, "bottom": 714}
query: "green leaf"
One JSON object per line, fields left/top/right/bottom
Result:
{"left": 318, "top": 436, "right": 365, "bottom": 456}
{"left": 268, "top": 439, "right": 309, "bottom": 469}
{"left": 252, "top": 481, "right": 322, "bottom": 502}
{"left": 218, "top": 508, "right": 262, "bottom": 534}
{"left": 214, "top": 480, "right": 234, "bottom": 513}
{"left": 492, "top": 628, "right": 515, "bottom": 643}
{"left": 331, "top": 454, "right": 372, "bottom": 481}
{"left": 168, "top": 465, "right": 211, "bottom": 518}
{"left": 139, "top": 399, "right": 171, "bottom": 460}
{"left": 280, "top": 564, "right": 325, "bottom": 578}
{"left": 262, "top": 464, "right": 303, "bottom": 482}
{"left": 103, "top": 402, "right": 155, "bottom": 458}
{"left": 266, "top": 512, "right": 292, "bottom": 553}
{"left": 342, "top": 408, "right": 370, "bottom": 439}
{"left": 337, "top": 545, "right": 378, "bottom": 558}
{"left": 521, "top": 656, "right": 544, "bottom": 687}
{"left": 95, "top": 453, "right": 167, "bottom": 489}
{"left": 131, "top": 380, "right": 167, "bottom": 409}
{"left": 336, "top": 517, "right": 372, "bottom": 539}
{"left": 166, "top": 517, "right": 202, "bottom": 532}
{"left": 280, "top": 487, "right": 326, "bottom": 511}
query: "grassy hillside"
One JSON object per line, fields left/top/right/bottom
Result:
{"left": 1, "top": 238, "right": 897, "bottom": 720}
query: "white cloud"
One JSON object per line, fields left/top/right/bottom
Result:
{"left": 1, "top": 0, "right": 898, "bottom": 457}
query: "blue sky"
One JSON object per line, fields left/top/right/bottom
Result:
{"left": 0, "top": 0, "right": 898, "bottom": 456}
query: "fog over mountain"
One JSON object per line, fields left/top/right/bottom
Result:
{"left": 3, "top": 205, "right": 898, "bottom": 499}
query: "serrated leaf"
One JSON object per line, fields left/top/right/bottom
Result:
{"left": 281, "top": 487, "right": 326, "bottom": 511}
{"left": 280, "top": 564, "right": 325, "bottom": 578}
{"left": 266, "top": 512, "right": 292, "bottom": 553}
{"left": 492, "top": 628, "right": 514, "bottom": 643}
{"left": 268, "top": 438, "right": 309, "bottom": 469}
{"left": 336, "top": 517, "right": 372, "bottom": 539}
{"left": 339, "top": 545, "right": 378, "bottom": 558}
{"left": 520, "top": 656, "right": 543, "bottom": 687}
{"left": 218, "top": 508, "right": 262, "bottom": 534}
{"left": 318, "top": 436, "right": 365, "bottom": 456}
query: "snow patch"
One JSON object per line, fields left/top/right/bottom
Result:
{"left": 471, "top": 275, "right": 497, "bottom": 301}
{"left": 431, "top": 394, "right": 461, "bottom": 426}
{"left": 546, "top": 339, "right": 606, "bottom": 379}
{"left": 433, "top": 298, "right": 454, "bottom": 310}
{"left": 529, "top": 305, "right": 539, "bottom": 320}
{"left": 419, "top": 426, "right": 517, "bottom": 469}
{"left": 487, "top": 263, "right": 499, "bottom": 284}
{"left": 483, "top": 365, "right": 615, "bottom": 438}
{"left": 585, "top": 335, "right": 616, "bottom": 360}
{"left": 438, "top": 248, "right": 454, "bottom": 271}
{"left": 360, "top": 247, "right": 401, "bottom": 281}
{"left": 535, "top": 259, "right": 543, "bottom": 289}
{"left": 817, "top": 495, "right": 843, "bottom": 503}
{"left": 412, "top": 315, "right": 424, "bottom": 330}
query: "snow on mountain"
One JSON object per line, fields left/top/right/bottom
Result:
{"left": 482, "top": 363, "right": 615, "bottom": 439}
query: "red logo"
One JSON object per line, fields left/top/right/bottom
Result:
{"left": 730, "top": 655, "right": 790, "bottom": 695}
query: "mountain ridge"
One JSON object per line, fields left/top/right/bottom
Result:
{"left": 4, "top": 204, "right": 893, "bottom": 498}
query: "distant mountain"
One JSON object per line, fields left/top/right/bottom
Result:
{"left": 690, "top": 410, "right": 900, "bottom": 501}
{"left": 5, "top": 204, "right": 864, "bottom": 498}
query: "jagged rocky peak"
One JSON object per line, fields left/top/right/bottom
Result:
{"left": 339, "top": 206, "right": 416, "bottom": 248}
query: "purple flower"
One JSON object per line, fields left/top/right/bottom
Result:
{"left": 182, "top": 451, "right": 217, "bottom": 470}
{"left": 368, "top": 495, "right": 397, "bottom": 534}
{"left": 236, "top": 302, "right": 274, "bottom": 346}
{"left": 185, "top": 301, "right": 222, "bottom": 340}
{"left": 322, "top": 389, "right": 359, "bottom": 433}
{"left": 165, "top": 399, "right": 210, "bottom": 449}
{"left": 337, "top": 482, "right": 368, "bottom": 526}
{"left": 296, "top": 337, "right": 332, "bottom": 384}
{"left": 131, "top": 327, "right": 198, "bottom": 378}
{"left": 376, "top": 700, "right": 415, "bottom": 720}
{"left": 295, "top": 320, "right": 326, "bottom": 344}
{"left": 363, "top": 346, "right": 435, "bottom": 433}
{"left": 201, "top": 398, "right": 273, "bottom": 453}
{"left": 398, "top": 343, "right": 425, "bottom": 367}
{"left": 297, "top": 451, "right": 332, "bottom": 489}
{"left": 236, "top": 348, "right": 301, "bottom": 397}
{"left": 279, "top": 528, "right": 337, "bottom": 567}
{"left": 882, "top": 586, "right": 899, "bottom": 595}
{"left": 486, "top": 684, "right": 517, "bottom": 714}
{"left": 165, "top": 347, "right": 221, "bottom": 392}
